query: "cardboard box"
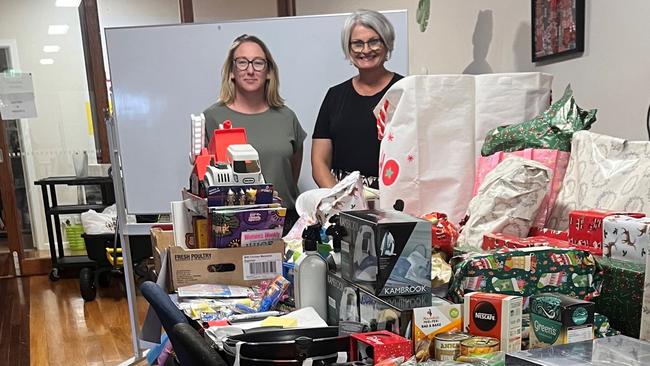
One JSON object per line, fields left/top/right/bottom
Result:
{"left": 412, "top": 301, "right": 462, "bottom": 361}
{"left": 151, "top": 227, "right": 174, "bottom": 275}
{"left": 209, "top": 206, "right": 285, "bottom": 248}
{"left": 358, "top": 286, "right": 433, "bottom": 336}
{"left": 167, "top": 240, "right": 284, "bottom": 290}
{"left": 482, "top": 233, "right": 571, "bottom": 251}
{"left": 326, "top": 270, "right": 359, "bottom": 326}
{"left": 529, "top": 293, "right": 595, "bottom": 349}
{"left": 463, "top": 292, "right": 523, "bottom": 353}
{"left": 568, "top": 210, "right": 645, "bottom": 256}
{"left": 350, "top": 331, "right": 412, "bottom": 363}
{"left": 340, "top": 209, "right": 432, "bottom": 297}
{"left": 603, "top": 215, "right": 650, "bottom": 265}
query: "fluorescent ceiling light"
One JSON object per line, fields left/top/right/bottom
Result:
{"left": 55, "top": 0, "right": 82, "bottom": 7}
{"left": 43, "top": 45, "right": 61, "bottom": 53}
{"left": 40, "top": 59, "right": 55, "bottom": 65}
{"left": 48, "top": 25, "right": 69, "bottom": 35}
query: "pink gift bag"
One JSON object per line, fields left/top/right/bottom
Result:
{"left": 473, "top": 148, "right": 569, "bottom": 228}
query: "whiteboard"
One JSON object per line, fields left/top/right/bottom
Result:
{"left": 105, "top": 11, "right": 408, "bottom": 214}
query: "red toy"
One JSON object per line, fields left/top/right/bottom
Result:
{"left": 349, "top": 331, "right": 412, "bottom": 364}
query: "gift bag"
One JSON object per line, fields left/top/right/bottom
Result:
{"left": 457, "top": 156, "right": 551, "bottom": 249}
{"left": 374, "top": 74, "right": 553, "bottom": 223}
{"left": 548, "top": 131, "right": 650, "bottom": 230}
{"left": 474, "top": 148, "right": 570, "bottom": 228}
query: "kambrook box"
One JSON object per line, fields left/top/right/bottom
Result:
{"left": 326, "top": 270, "right": 360, "bottom": 326}
{"left": 529, "top": 293, "right": 595, "bottom": 349}
{"left": 358, "top": 286, "right": 433, "bottom": 337}
{"left": 463, "top": 292, "right": 523, "bottom": 353}
{"left": 340, "top": 209, "right": 432, "bottom": 297}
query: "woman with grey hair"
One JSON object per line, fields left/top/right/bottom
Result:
{"left": 311, "top": 9, "right": 403, "bottom": 188}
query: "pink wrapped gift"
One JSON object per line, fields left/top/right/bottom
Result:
{"left": 474, "top": 148, "right": 569, "bottom": 228}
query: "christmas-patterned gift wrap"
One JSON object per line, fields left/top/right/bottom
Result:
{"left": 482, "top": 233, "right": 571, "bottom": 251}
{"left": 602, "top": 215, "right": 650, "bottom": 265}
{"left": 593, "top": 257, "right": 644, "bottom": 338}
{"left": 448, "top": 247, "right": 603, "bottom": 304}
{"left": 481, "top": 84, "right": 597, "bottom": 157}
{"left": 569, "top": 210, "right": 645, "bottom": 256}
{"left": 528, "top": 227, "right": 569, "bottom": 241}
{"left": 593, "top": 313, "right": 620, "bottom": 338}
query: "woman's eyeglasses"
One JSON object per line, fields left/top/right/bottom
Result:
{"left": 234, "top": 57, "right": 267, "bottom": 71}
{"left": 350, "top": 38, "right": 383, "bottom": 53}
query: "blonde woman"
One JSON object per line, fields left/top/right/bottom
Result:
{"left": 204, "top": 34, "right": 306, "bottom": 231}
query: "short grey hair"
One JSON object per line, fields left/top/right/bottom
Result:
{"left": 341, "top": 9, "right": 395, "bottom": 60}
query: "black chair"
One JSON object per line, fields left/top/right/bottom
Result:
{"left": 140, "top": 281, "right": 194, "bottom": 365}
{"left": 172, "top": 323, "right": 227, "bottom": 366}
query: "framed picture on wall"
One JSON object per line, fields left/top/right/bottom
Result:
{"left": 531, "top": 0, "right": 585, "bottom": 62}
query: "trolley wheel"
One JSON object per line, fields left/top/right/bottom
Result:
{"left": 98, "top": 271, "right": 112, "bottom": 288}
{"left": 49, "top": 268, "right": 60, "bottom": 281}
{"left": 80, "top": 267, "right": 97, "bottom": 301}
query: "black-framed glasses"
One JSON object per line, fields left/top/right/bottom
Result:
{"left": 350, "top": 38, "right": 383, "bottom": 53}
{"left": 233, "top": 57, "right": 267, "bottom": 71}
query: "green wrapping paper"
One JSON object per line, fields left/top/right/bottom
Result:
{"left": 448, "top": 247, "right": 603, "bottom": 304}
{"left": 481, "top": 84, "right": 597, "bottom": 156}
{"left": 594, "top": 313, "right": 620, "bottom": 338}
{"left": 594, "top": 257, "right": 644, "bottom": 338}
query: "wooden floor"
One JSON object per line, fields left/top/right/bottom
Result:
{"left": 0, "top": 276, "right": 29, "bottom": 366}
{"left": 0, "top": 275, "right": 150, "bottom": 366}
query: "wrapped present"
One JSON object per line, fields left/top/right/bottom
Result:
{"left": 568, "top": 210, "right": 645, "bottom": 256}
{"left": 594, "top": 257, "right": 644, "bottom": 338}
{"left": 421, "top": 212, "right": 459, "bottom": 257}
{"left": 594, "top": 313, "right": 620, "bottom": 338}
{"left": 474, "top": 148, "right": 570, "bottom": 228}
{"left": 482, "top": 233, "right": 571, "bottom": 251}
{"left": 458, "top": 156, "right": 551, "bottom": 249}
{"left": 481, "top": 84, "right": 596, "bottom": 157}
{"left": 448, "top": 247, "right": 602, "bottom": 304}
{"left": 529, "top": 227, "right": 569, "bottom": 241}
{"left": 603, "top": 215, "right": 650, "bottom": 265}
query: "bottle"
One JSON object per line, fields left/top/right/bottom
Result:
{"left": 294, "top": 223, "right": 328, "bottom": 320}
{"left": 325, "top": 215, "right": 346, "bottom": 271}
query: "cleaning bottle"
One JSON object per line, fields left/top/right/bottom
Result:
{"left": 294, "top": 223, "right": 328, "bottom": 320}
{"left": 325, "top": 215, "right": 346, "bottom": 271}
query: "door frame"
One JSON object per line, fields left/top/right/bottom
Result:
{"left": 0, "top": 39, "right": 49, "bottom": 276}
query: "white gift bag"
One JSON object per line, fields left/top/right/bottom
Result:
{"left": 374, "top": 73, "right": 553, "bottom": 223}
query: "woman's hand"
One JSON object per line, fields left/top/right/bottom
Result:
{"left": 311, "top": 138, "right": 337, "bottom": 188}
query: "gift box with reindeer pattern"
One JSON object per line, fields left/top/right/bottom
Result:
{"left": 602, "top": 215, "right": 650, "bottom": 265}
{"left": 568, "top": 210, "right": 645, "bottom": 256}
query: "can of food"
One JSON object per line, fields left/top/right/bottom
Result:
{"left": 433, "top": 332, "right": 471, "bottom": 361}
{"left": 460, "top": 336, "right": 500, "bottom": 356}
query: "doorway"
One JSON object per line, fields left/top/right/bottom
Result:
{"left": 0, "top": 43, "right": 47, "bottom": 277}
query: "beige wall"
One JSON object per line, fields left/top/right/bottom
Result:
{"left": 193, "top": 0, "right": 277, "bottom": 22}
{"left": 297, "top": 0, "right": 650, "bottom": 140}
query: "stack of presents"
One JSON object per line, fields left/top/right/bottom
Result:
{"left": 151, "top": 73, "right": 650, "bottom": 364}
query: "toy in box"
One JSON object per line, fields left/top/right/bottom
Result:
{"left": 340, "top": 209, "right": 432, "bottom": 297}
{"left": 209, "top": 206, "right": 285, "bottom": 248}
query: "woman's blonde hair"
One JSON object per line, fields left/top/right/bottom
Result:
{"left": 218, "top": 34, "right": 284, "bottom": 108}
